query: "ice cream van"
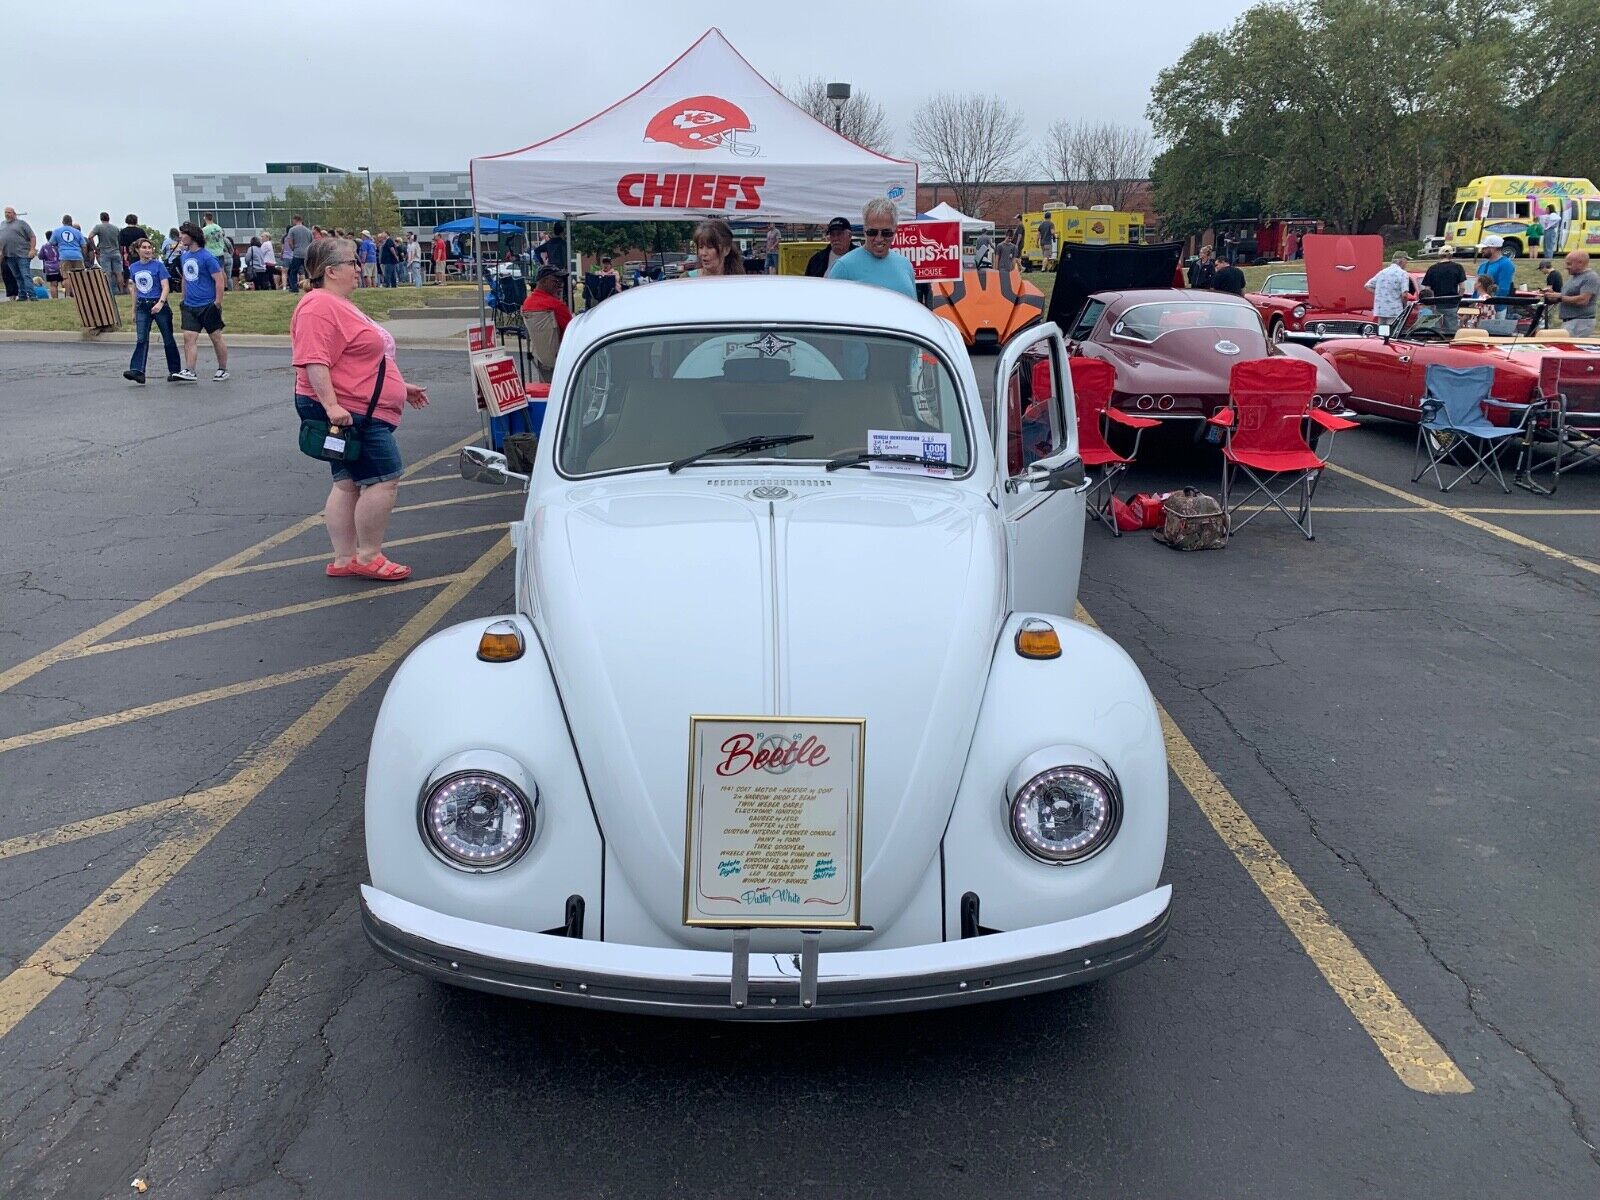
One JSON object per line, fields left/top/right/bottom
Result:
{"left": 1443, "top": 175, "right": 1599, "bottom": 258}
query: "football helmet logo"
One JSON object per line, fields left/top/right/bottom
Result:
{"left": 644, "top": 95, "right": 760, "bottom": 157}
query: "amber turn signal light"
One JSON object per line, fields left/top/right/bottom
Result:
{"left": 1014, "top": 618, "right": 1061, "bottom": 660}
{"left": 476, "top": 619, "right": 525, "bottom": 662}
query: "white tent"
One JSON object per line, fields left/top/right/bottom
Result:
{"left": 470, "top": 29, "right": 917, "bottom": 223}
{"left": 919, "top": 202, "right": 994, "bottom": 233}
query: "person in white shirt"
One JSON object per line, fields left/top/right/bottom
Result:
{"left": 1540, "top": 205, "right": 1563, "bottom": 258}
{"left": 1364, "top": 251, "right": 1414, "bottom": 320}
{"left": 258, "top": 232, "right": 276, "bottom": 290}
{"left": 405, "top": 233, "right": 423, "bottom": 286}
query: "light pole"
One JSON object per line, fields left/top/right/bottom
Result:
{"left": 826, "top": 82, "right": 851, "bottom": 135}
{"left": 359, "top": 165, "right": 374, "bottom": 230}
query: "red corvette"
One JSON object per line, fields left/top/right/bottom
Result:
{"left": 1316, "top": 295, "right": 1581, "bottom": 425}
{"left": 1249, "top": 233, "right": 1407, "bottom": 343}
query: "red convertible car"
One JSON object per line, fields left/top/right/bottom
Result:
{"left": 1249, "top": 233, "right": 1407, "bottom": 343}
{"left": 1316, "top": 295, "right": 1577, "bottom": 425}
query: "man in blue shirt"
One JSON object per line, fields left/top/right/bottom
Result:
{"left": 50, "top": 216, "right": 90, "bottom": 298}
{"left": 123, "top": 237, "right": 182, "bottom": 384}
{"left": 358, "top": 231, "right": 377, "bottom": 286}
{"left": 1476, "top": 235, "right": 1515, "bottom": 298}
{"left": 174, "top": 221, "right": 229, "bottom": 382}
{"left": 826, "top": 198, "right": 916, "bottom": 299}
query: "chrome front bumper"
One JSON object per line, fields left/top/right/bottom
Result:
{"left": 361, "top": 884, "right": 1172, "bottom": 1019}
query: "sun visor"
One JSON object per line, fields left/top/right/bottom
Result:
{"left": 1301, "top": 233, "right": 1384, "bottom": 310}
{"left": 1046, "top": 242, "right": 1184, "bottom": 331}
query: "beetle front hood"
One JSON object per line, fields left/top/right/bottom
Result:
{"left": 530, "top": 479, "right": 1003, "bottom": 946}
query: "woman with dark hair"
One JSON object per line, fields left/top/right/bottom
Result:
{"left": 688, "top": 218, "right": 743, "bottom": 276}
{"left": 290, "top": 237, "right": 430, "bottom": 581}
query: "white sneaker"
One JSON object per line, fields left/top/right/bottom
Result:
{"left": 172, "top": 369, "right": 198, "bottom": 382}
{"left": 213, "top": 368, "right": 230, "bottom": 381}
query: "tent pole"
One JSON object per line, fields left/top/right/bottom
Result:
{"left": 472, "top": 208, "right": 489, "bottom": 446}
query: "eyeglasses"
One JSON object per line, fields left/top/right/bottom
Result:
{"left": 863, "top": 228, "right": 896, "bottom": 239}
{"left": 327, "top": 258, "right": 358, "bottom": 268}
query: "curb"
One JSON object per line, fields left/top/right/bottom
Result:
{"left": 0, "top": 330, "right": 466, "bottom": 352}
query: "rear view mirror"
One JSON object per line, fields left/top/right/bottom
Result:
{"left": 460, "top": 445, "right": 528, "bottom": 488}
{"left": 1378, "top": 325, "right": 1392, "bottom": 338}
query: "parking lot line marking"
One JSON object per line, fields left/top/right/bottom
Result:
{"left": 215, "top": 524, "right": 506, "bottom": 577}
{"left": 72, "top": 578, "right": 454, "bottom": 658}
{"left": 396, "top": 473, "right": 467, "bottom": 488}
{"left": 1076, "top": 603, "right": 1473, "bottom": 1095}
{"left": 0, "top": 536, "right": 513, "bottom": 1042}
{"left": 0, "top": 433, "right": 478, "bottom": 697}
{"left": 392, "top": 492, "right": 508, "bottom": 515}
{"left": 0, "top": 655, "right": 373, "bottom": 756}
{"left": 1328, "top": 464, "right": 1600, "bottom": 578}
{"left": 0, "top": 796, "right": 189, "bottom": 862}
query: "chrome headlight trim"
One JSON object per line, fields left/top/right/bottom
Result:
{"left": 416, "top": 750, "right": 539, "bottom": 873}
{"left": 1004, "top": 747, "right": 1124, "bottom": 866}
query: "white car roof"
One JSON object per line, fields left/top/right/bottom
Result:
{"left": 571, "top": 275, "right": 966, "bottom": 355}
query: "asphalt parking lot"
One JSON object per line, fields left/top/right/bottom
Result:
{"left": 0, "top": 341, "right": 1595, "bottom": 1199}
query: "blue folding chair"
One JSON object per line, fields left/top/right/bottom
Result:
{"left": 1412, "top": 365, "right": 1528, "bottom": 493}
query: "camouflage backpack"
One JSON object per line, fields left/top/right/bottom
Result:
{"left": 1153, "top": 487, "right": 1228, "bottom": 550}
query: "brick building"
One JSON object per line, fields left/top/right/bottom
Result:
{"left": 916, "top": 180, "right": 1157, "bottom": 233}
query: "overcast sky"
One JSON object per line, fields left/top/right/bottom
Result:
{"left": 10, "top": 0, "right": 1250, "bottom": 232}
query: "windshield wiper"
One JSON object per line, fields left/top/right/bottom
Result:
{"left": 825, "top": 450, "right": 967, "bottom": 473}
{"left": 666, "top": 434, "right": 814, "bottom": 473}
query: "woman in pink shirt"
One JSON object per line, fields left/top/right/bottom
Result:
{"left": 292, "top": 237, "right": 429, "bottom": 580}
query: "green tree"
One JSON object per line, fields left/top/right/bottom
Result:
{"left": 571, "top": 221, "right": 668, "bottom": 260}
{"left": 1517, "top": 0, "right": 1600, "bottom": 172}
{"left": 262, "top": 174, "right": 403, "bottom": 236}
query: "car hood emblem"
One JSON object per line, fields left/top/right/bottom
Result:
{"left": 1214, "top": 340, "right": 1241, "bottom": 355}
{"left": 749, "top": 484, "right": 791, "bottom": 500}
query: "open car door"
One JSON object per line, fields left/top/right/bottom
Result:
{"left": 994, "top": 322, "right": 1086, "bottom": 615}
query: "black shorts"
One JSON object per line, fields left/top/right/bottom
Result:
{"left": 180, "top": 303, "right": 225, "bottom": 334}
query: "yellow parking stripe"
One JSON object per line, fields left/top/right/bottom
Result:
{"left": 1328, "top": 464, "right": 1600, "bottom": 578}
{"left": 0, "top": 536, "right": 513, "bottom": 1041}
{"left": 0, "top": 434, "right": 478, "bottom": 697}
{"left": 1076, "top": 604, "right": 1472, "bottom": 1095}
{"left": 215, "top": 524, "right": 506, "bottom": 577}
{"left": 72, "top": 578, "right": 453, "bottom": 658}
{"left": 392, "top": 491, "right": 508, "bottom": 515}
{"left": 0, "top": 796, "right": 189, "bottom": 862}
{"left": 0, "top": 655, "right": 372, "bottom": 756}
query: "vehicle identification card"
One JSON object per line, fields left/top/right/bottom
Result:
{"left": 683, "top": 716, "right": 865, "bottom": 929}
{"left": 866, "top": 429, "right": 952, "bottom": 476}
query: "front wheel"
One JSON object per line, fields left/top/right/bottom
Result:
{"left": 1268, "top": 315, "right": 1286, "bottom": 344}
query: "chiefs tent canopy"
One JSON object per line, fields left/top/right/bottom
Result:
{"left": 470, "top": 29, "right": 916, "bottom": 223}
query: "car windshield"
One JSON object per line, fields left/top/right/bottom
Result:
{"left": 558, "top": 327, "right": 971, "bottom": 476}
{"left": 1262, "top": 272, "right": 1308, "bottom": 295}
{"left": 1399, "top": 295, "right": 1546, "bottom": 340}
{"left": 1110, "top": 301, "right": 1266, "bottom": 345}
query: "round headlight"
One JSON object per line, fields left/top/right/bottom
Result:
{"left": 1292, "top": 304, "right": 1307, "bottom": 319}
{"left": 420, "top": 771, "right": 535, "bottom": 871}
{"left": 1008, "top": 765, "right": 1121, "bottom": 864}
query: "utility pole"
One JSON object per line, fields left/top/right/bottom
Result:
{"left": 360, "top": 166, "right": 374, "bottom": 230}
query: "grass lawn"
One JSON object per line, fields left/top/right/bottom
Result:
{"left": 0, "top": 284, "right": 480, "bottom": 336}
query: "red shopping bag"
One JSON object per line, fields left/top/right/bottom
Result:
{"left": 1127, "top": 492, "right": 1169, "bottom": 530}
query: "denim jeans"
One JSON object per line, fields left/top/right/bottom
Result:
{"left": 410, "top": 261, "right": 423, "bottom": 286}
{"left": 382, "top": 262, "right": 401, "bottom": 287}
{"left": 131, "top": 300, "right": 181, "bottom": 375}
{"left": 284, "top": 257, "right": 301, "bottom": 292}
{"left": 6, "top": 254, "right": 33, "bottom": 299}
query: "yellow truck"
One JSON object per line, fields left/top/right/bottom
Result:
{"left": 1020, "top": 204, "right": 1145, "bottom": 269}
{"left": 1441, "top": 175, "right": 1600, "bottom": 258}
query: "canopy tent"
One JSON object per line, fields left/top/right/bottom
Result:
{"left": 469, "top": 28, "right": 917, "bottom": 223}
{"left": 918, "top": 202, "right": 993, "bottom": 233}
{"left": 435, "top": 217, "right": 515, "bottom": 234}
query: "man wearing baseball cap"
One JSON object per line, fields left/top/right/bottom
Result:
{"left": 805, "top": 218, "right": 855, "bottom": 278}
{"left": 521, "top": 263, "right": 573, "bottom": 335}
{"left": 1476, "top": 235, "right": 1514, "bottom": 298}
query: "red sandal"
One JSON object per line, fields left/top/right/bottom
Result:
{"left": 347, "top": 554, "right": 412, "bottom": 581}
{"left": 326, "top": 561, "right": 357, "bottom": 577}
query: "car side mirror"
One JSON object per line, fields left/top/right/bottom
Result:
{"left": 1009, "top": 456, "right": 1086, "bottom": 493}
{"left": 460, "top": 445, "right": 528, "bottom": 488}
{"left": 1378, "top": 324, "right": 1392, "bottom": 339}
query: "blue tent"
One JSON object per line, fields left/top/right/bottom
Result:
{"left": 435, "top": 217, "right": 512, "bottom": 234}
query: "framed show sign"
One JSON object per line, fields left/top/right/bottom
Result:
{"left": 683, "top": 716, "right": 865, "bottom": 929}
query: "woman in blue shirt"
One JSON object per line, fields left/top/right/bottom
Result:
{"left": 123, "top": 238, "right": 182, "bottom": 384}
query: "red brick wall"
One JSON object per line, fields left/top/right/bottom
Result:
{"left": 917, "top": 180, "right": 1156, "bottom": 230}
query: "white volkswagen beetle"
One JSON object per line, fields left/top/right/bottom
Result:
{"left": 361, "top": 276, "right": 1170, "bottom": 1018}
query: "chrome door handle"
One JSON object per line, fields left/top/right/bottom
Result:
{"left": 1397, "top": 355, "right": 1411, "bottom": 364}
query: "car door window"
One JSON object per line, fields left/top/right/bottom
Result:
{"left": 1070, "top": 299, "right": 1105, "bottom": 342}
{"left": 1004, "top": 344, "right": 1067, "bottom": 477}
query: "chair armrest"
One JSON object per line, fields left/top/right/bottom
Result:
{"left": 1308, "top": 408, "right": 1359, "bottom": 432}
{"left": 1480, "top": 396, "right": 1532, "bottom": 411}
{"left": 1419, "top": 397, "right": 1444, "bottom": 420}
{"left": 1206, "top": 407, "right": 1235, "bottom": 428}
{"left": 1105, "top": 408, "right": 1161, "bottom": 429}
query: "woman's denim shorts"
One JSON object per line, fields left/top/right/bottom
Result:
{"left": 294, "top": 395, "right": 402, "bottom": 485}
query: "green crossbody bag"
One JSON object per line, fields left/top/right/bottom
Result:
{"left": 297, "top": 357, "right": 386, "bottom": 463}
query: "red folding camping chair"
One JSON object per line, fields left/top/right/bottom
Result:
{"left": 1067, "top": 357, "right": 1158, "bottom": 536}
{"left": 1207, "top": 358, "right": 1357, "bottom": 540}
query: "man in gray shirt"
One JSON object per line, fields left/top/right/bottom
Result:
{"left": 281, "top": 214, "right": 313, "bottom": 292}
{"left": 0, "top": 206, "right": 37, "bottom": 302}
{"left": 91, "top": 212, "right": 124, "bottom": 294}
{"left": 1544, "top": 250, "right": 1598, "bottom": 337}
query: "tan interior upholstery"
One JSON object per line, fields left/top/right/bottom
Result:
{"left": 1533, "top": 328, "right": 1572, "bottom": 341}
{"left": 1452, "top": 328, "right": 1491, "bottom": 343}
{"left": 579, "top": 378, "right": 908, "bottom": 472}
